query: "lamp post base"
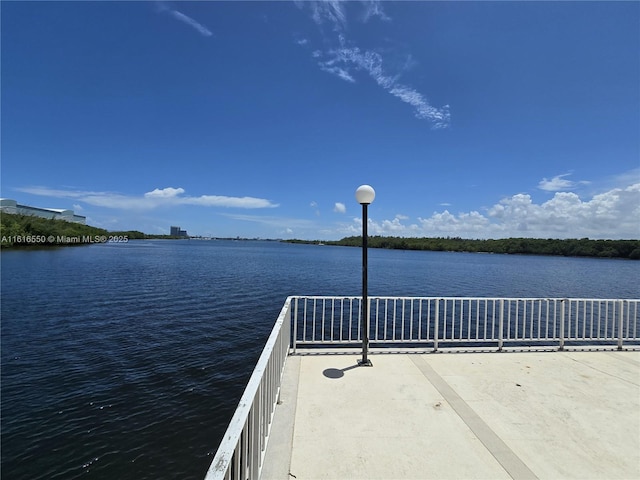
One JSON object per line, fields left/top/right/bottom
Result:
{"left": 357, "top": 359, "right": 373, "bottom": 367}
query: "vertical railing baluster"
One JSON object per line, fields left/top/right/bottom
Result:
{"left": 312, "top": 298, "right": 316, "bottom": 342}
{"left": 375, "top": 298, "right": 379, "bottom": 342}
{"left": 410, "top": 299, "right": 414, "bottom": 340}
{"left": 590, "top": 299, "right": 595, "bottom": 339}
{"left": 452, "top": 300, "right": 457, "bottom": 340}
{"left": 393, "top": 298, "right": 397, "bottom": 341}
{"left": 340, "top": 298, "right": 344, "bottom": 342}
{"left": 302, "top": 298, "right": 307, "bottom": 345}
{"left": 515, "top": 300, "right": 520, "bottom": 340}
{"left": 475, "top": 299, "right": 480, "bottom": 340}
{"left": 498, "top": 299, "right": 504, "bottom": 351}
{"left": 483, "top": 299, "right": 488, "bottom": 341}
{"left": 617, "top": 299, "right": 624, "bottom": 350}
{"left": 418, "top": 299, "right": 423, "bottom": 340}
{"left": 401, "top": 299, "right": 406, "bottom": 341}
{"left": 292, "top": 297, "right": 298, "bottom": 353}
{"left": 330, "top": 298, "right": 334, "bottom": 342}
{"left": 443, "top": 299, "right": 448, "bottom": 340}
{"left": 466, "top": 299, "right": 471, "bottom": 340}
{"left": 624, "top": 300, "right": 630, "bottom": 343}
{"left": 382, "top": 298, "right": 387, "bottom": 341}
{"left": 427, "top": 299, "right": 432, "bottom": 341}
{"left": 507, "top": 300, "right": 512, "bottom": 341}
{"left": 434, "top": 299, "right": 440, "bottom": 351}
{"left": 321, "top": 298, "right": 325, "bottom": 342}
{"left": 559, "top": 299, "right": 566, "bottom": 351}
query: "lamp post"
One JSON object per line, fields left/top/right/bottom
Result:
{"left": 355, "top": 185, "right": 375, "bottom": 367}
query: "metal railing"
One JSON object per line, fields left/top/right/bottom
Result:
{"left": 207, "top": 295, "right": 639, "bottom": 479}
{"left": 205, "top": 298, "right": 292, "bottom": 480}
{"left": 291, "top": 296, "right": 640, "bottom": 351}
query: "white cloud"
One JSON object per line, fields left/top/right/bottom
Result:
{"left": 170, "top": 10, "right": 212, "bottom": 37}
{"left": 15, "top": 186, "right": 278, "bottom": 210}
{"left": 156, "top": 2, "right": 212, "bottom": 37}
{"left": 144, "top": 187, "right": 185, "bottom": 198}
{"left": 334, "top": 202, "right": 346, "bottom": 213}
{"left": 340, "top": 183, "right": 640, "bottom": 240}
{"left": 538, "top": 173, "right": 589, "bottom": 192}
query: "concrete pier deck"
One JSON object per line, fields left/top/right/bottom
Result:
{"left": 261, "top": 350, "right": 640, "bottom": 480}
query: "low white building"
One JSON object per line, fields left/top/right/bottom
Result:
{"left": 0, "top": 198, "right": 86, "bottom": 224}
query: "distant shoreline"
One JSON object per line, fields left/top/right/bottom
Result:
{"left": 2, "top": 212, "right": 638, "bottom": 259}
{"left": 284, "top": 236, "right": 640, "bottom": 260}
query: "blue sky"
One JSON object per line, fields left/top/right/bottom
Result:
{"left": 2, "top": 1, "right": 639, "bottom": 240}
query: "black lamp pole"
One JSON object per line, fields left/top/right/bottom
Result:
{"left": 355, "top": 185, "right": 375, "bottom": 367}
{"left": 359, "top": 201, "right": 372, "bottom": 366}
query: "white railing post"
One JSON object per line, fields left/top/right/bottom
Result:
{"left": 433, "top": 299, "right": 440, "bottom": 352}
{"left": 498, "top": 299, "right": 504, "bottom": 351}
{"left": 617, "top": 300, "right": 625, "bottom": 351}
{"left": 559, "top": 299, "right": 566, "bottom": 351}
{"left": 292, "top": 297, "right": 298, "bottom": 354}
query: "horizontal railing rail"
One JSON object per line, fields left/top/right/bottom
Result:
{"left": 291, "top": 296, "right": 640, "bottom": 352}
{"left": 205, "top": 297, "right": 292, "bottom": 480}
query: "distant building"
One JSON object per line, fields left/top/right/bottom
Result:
{"left": 0, "top": 198, "right": 86, "bottom": 224}
{"left": 170, "top": 226, "right": 188, "bottom": 237}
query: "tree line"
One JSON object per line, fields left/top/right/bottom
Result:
{"left": 288, "top": 236, "right": 640, "bottom": 260}
{"left": 0, "top": 213, "right": 176, "bottom": 248}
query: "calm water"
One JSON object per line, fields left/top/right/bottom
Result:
{"left": 1, "top": 240, "right": 638, "bottom": 479}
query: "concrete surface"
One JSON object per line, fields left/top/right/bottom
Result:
{"left": 261, "top": 351, "right": 640, "bottom": 480}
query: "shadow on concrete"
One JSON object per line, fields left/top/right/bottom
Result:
{"left": 322, "top": 364, "right": 361, "bottom": 379}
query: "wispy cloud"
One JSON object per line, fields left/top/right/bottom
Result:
{"left": 156, "top": 1, "right": 212, "bottom": 37}
{"left": 16, "top": 186, "right": 277, "bottom": 210}
{"left": 308, "top": 0, "right": 347, "bottom": 30}
{"left": 334, "top": 202, "right": 346, "bottom": 213}
{"left": 222, "top": 213, "right": 318, "bottom": 231}
{"left": 340, "top": 182, "right": 640, "bottom": 240}
{"left": 538, "top": 173, "right": 589, "bottom": 192}
{"left": 310, "top": 200, "right": 320, "bottom": 216}
{"left": 170, "top": 10, "right": 212, "bottom": 37}
{"left": 315, "top": 35, "right": 450, "bottom": 127}
{"left": 297, "top": 2, "right": 450, "bottom": 128}
{"left": 361, "top": 0, "right": 391, "bottom": 23}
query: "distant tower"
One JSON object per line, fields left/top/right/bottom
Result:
{"left": 170, "top": 226, "right": 180, "bottom": 236}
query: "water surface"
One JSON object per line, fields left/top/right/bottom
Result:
{"left": 2, "top": 240, "right": 638, "bottom": 479}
